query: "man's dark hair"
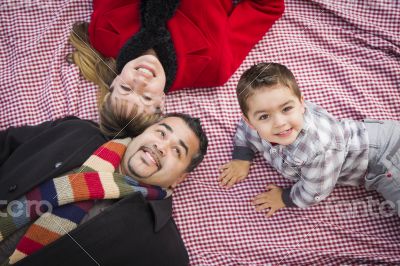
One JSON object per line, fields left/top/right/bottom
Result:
{"left": 164, "top": 113, "right": 208, "bottom": 172}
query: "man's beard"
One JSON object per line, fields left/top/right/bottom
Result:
{"left": 127, "top": 152, "right": 158, "bottom": 179}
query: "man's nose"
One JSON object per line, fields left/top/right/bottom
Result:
{"left": 153, "top": 143, "right": 166, "bottom": 157}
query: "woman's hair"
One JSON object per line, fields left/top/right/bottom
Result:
{"left": 69, "top": 22, "right": 162, "bottom": 137}
{"left": 99, "top": 95, "right": 161, "bottom": 138}
{"left": 68, "top": 22, "right": 117, "bottom": 106}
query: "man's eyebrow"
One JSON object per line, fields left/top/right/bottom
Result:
{"left": 253, "top": 100, "right": 295, "bottom": 116}
{"left": 179, "top": 140, "right": 189, "bottom": 157}
{"left": 159, "top": 123, "right": 173, "bottom": 132}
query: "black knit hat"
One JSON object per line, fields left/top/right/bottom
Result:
{"left": 116, "top": 0, "right": 180, "bottom": 92}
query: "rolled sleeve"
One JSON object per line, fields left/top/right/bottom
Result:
{"left": 282, "top": 187, "right": 298, "bottom": 207}
{"left": 233, "top": 146, "right": 255, "bottom": 161}
{"left": 232, "top": 118, "right": 256, "bottom": 161}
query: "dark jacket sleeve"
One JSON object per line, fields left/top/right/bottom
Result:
{"left": 0, "top": 117, "right": 79, "bottom": 167}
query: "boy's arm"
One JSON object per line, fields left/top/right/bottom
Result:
{"left": 282, "top": 149, "right": 343, "bottom": 208}
{"left": 232, "top": 118, "right": 256, "bottom": 161}
{"left": 219, "top": 119, "right": 255, "bottom": 188}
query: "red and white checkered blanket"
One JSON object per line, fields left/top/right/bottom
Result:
{"left": 1, "top": 0, "right": 400, "bottom": 265}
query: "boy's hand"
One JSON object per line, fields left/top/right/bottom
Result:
{"left": 218, "top": 160, "right": 251, "bottom": 189}
{"left": 253, "top": 184, "right": 285, "bottom": 217}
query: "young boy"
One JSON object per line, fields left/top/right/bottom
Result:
{"left": 219, "top": 62, "right": 400, "bottom": 217}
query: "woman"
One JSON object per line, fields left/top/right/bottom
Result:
{"left": 70, "top": 0, "right": 285, "bottom": 122}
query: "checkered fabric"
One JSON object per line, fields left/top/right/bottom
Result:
{"left": 233, "top": 101, "right": 370, "bottom": 208}
{"left": 1, "top": 0, "right": 400, "bottom": 265}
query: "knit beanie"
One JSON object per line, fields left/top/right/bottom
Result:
{"left": 116, "top": 0, "right": 180, "bottom": 92}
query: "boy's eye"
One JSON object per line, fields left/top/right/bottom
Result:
{"left": 283, "top": 106, "right": 293, "bottom": 112}
{"left": 259, "top": 114, "right": 269, "bottom": 120}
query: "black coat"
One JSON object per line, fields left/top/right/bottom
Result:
{"left": 0, "top": 117, "right": 189, "bottom": 266}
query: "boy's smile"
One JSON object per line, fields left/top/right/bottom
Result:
{"left": 244, "top": 84, "right": 305, "bottom": 146}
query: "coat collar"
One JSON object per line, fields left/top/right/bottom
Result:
{"left": 149, "top": 196, "right": 173, "bottom": 232}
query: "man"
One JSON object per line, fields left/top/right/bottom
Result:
{"left": 0, "top": 113, "right": 208, "bottom": 266}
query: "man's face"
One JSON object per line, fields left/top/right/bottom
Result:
{"left": 245, "top": 84, "right": 305, "bottom": 146}
{"left": 121, "top": 117, "right": 200, "bottom": 188}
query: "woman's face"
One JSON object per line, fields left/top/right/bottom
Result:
{"left": 109, "top": 54, "right": 166, "bottom": 116}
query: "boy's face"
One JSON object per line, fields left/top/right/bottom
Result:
{"left": 121, "top": 116, "right": 200, "bottom": 189}
{"left": 244, "top": 84, "right": 305, "bottom": 146}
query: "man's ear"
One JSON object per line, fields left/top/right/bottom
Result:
{"left": 170, "top": 173, "right": 188, "bottom": 189}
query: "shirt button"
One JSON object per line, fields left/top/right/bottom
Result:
{"left": 55, "top": 162, "right": 63, "bottom": 168}
{"left": 315, "top": 196, "right": 321, "bottom": 201}
{"left": 294, "top": 159, "right": 303, "bottom": 165}
{"left": 271, "top": 148, "right": 277, "bottom": 153}
{"left": 8, "top": 184, "right": 17, "bottom": 192}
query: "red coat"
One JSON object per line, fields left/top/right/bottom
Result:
{"left": 89, "top": 0, "right": 285, "bottom": 92}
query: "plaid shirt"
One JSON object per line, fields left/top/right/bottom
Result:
{"left": 233, "top": 101, "right": 369, "bottom": 208}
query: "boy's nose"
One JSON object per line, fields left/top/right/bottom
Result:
{"left": 273, "top": 115, "right": 286, "bottom": 127}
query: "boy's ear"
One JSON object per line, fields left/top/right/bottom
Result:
{"left": 300, "top": 96, "right": 306, "bottom": 114}
{"left": 170, "top": 173, "right": 188, "bottom": 189}
{"left": 242, "top": 114, "right": 255, "bottom": 130}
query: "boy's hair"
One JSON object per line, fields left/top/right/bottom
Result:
{"left": 99, "top": 95, "right": 161, "bottom": 138}
{"left": 236, "top": 62, "right": 301, "bottom": 117}
{"left": 164, "top": 113, "right": 208, "bottom": 173}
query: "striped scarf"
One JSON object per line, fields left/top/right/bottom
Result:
{"left": 0, "top": 138, "right": 172, "bottom": 265}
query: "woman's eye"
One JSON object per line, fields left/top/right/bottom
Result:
{"left": 259, "top": 114, "right": 269, "bottom": 120}
{"left": 283, "top": 106, "right": 293, "bottom": 112}
{"left": 120, "top": 85, "right": 132, "bottom": 92}
{"left": 143, "top": 96, "right": 152, "bottom": 101}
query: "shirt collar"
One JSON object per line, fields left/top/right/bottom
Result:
{"left": 301, "top": 102, "right": 312, "bottom": 133}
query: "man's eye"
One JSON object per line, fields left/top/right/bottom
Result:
{"left": 259, "top": 114, "right": 269, "bottom": 120}
{"left": 158, "top": 131, "right": 165, "bottom": 138}
{"left": 174, "top": 148, "right": 181, "bottom": 157}
{"left": 283, "top": 106, "right": 293, "bottom": 112}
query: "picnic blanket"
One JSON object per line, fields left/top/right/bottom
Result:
{"left": 1, "top": 0, "right": 400, "bottom": 264}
